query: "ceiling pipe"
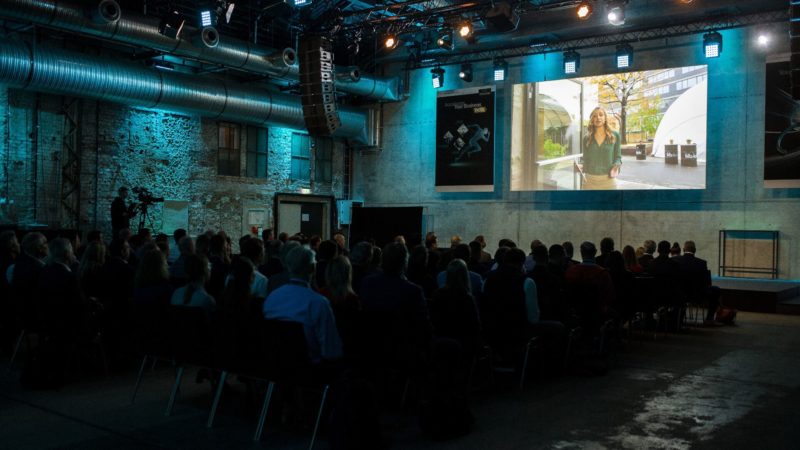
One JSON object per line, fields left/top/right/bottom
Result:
{"left": 0, "top": 40, "right": 369, "bottom": 143}
{"left": 0, "top": 0, "right": 401, "bottom": 102}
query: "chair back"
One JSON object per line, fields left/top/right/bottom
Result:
{"left": 167, "top": 305, "right": 213, "bottom": 366}
{"left": 259, "top": 319, "right": 313, "bottom": 384}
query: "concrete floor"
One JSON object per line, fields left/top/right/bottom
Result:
{"left": 2, "top": 312, "right": 800, "bottom": 449}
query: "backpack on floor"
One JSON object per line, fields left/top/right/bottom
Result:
{"left": 715, "top": 307, "right": 737, "bottom": 324}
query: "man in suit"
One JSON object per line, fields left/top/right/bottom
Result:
{"left": 638, "top": 240, "right": 656, "bottom": 270}
{"left": 647, "top": 240, "right": 682, "bottom": 308}
{"left": 111, "top": 187, "right": 137, "bottom": 240}
{"left": 674, "top": 241, "right": 720, "bottom": 324}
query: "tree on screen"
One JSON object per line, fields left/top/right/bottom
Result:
{"left": 594, "top": 72, "right": 646, "bottom": 144}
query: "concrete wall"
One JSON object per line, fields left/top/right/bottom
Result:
{"left": 0, "top": 90, "right": 346, "bottom": 242}
{"left": 354, "top": 27, "right": 800, "bottom": 279}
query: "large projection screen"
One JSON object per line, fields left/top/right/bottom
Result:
{"left": 510, "top": 65, "right": 708, "bottom": 191}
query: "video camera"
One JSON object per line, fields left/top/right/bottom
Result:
{"left": 132, "top": 187, "right": 164, "bottom": 205}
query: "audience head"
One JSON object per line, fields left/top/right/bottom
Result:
{"left": 498, "top": 238, "right": 517, "bottom": 248}
{"left": 452, "top": 243, "right": 470, "bottom": 262}
{"left": 530, "top": 239, "right": 543, "bottom": 252}
{"left": 261, "top": 228, "right": 273, "bottom": 243}
{"left": 607, "top": 250, "right": 625, "bottom": 273}
{"left": 474, "top": 235, "right": 487, "bottom": 249}
{"left": 21, "top": 232, "right": 48, "bottom": 259}
{"left": 48, "top": 238, "right": 74, "bottom": 266}
{"left": 600, "top": 237, "right": 615, "bottom": 254}
{"left": 185, "top": 254, "right": 210, "bottom": 284}
{"left": 408, "top": 245, "right": 428, "bottom": 271}
{"left": 265, "top": 238, "right": 283, "bottom": 260}
{"left": 285, "top": 246, "right": 316, "bottom": 280}
{"left": 394, "top": 235, "right": 406, "bottom": 246}
{"left": 0, "top": 231, "right": 20, "bottom": 260}
{"left": 156, "top": 240, "right": 170, "bottom": 257}
{"left": 548, "top": 244, "right": 565, "bottom": 264}
{"left": 155, "top": 233, "right": 169, "bottom": 244}
{"left": 195, "top": 233, "right": 211, "bottom": 257}
{"left": 532, "top": 244, "right": 549, "bottom": 265}
{"left": 333, "top": 232, "right": 347, "bottom": 251}
{"left": 370, "top": 245, "right": 382, "bottom": 270}
{"left": 278, "top": 232, "right": 289, "bottom": 243}
{"left": 562, "top": 241, "right": 575, "bottom": 259}
{"left": 445, "top": 258, "right": 471, "bottom": 295}
{"left": 382, "top": 242, "right": 409, "bottom": 275}
{"left": 238, "top": 234, "right": 252, "bottom": 252}
{"left": 135, "top": 248, "right": 169, "bottom": 288}
{"left": 425, "top": 232, "right": 438, "bottom": 250}
{"left": 109, "top": 238, "right": 130, "bottom": 261}
{"left": 79, "top": 241, "right": 106, "bottom": 272}
{"left": 579, "top": 241, "right": 597, "bottom": 261}
{"left": 279, "top": 240, "right": 302, "bottom": 268}
{"left": 241, "top": 237, "right": 265, "bottom": 265}
{"left": 210, "top": 234, "right": 226, "bottom": 257}
{"left": 643, "top": 240, "right": 656, "bottom": 255}
{"left": 469, "top": 241, "right": 482, "bottom": 262}
{"left": 226, "top": 257, "right": 255, "bottom": 300}
{"left": 178, "top": 236, "right": 195, "bottom": 257}
{"left": 635, "top": 246, "right": 645, "bottom": 259}
{"left": 118, "top": 186, "right": 129, "bottom": 198}
{"left": 494, "top": 246, "right": 511, "bottom": 267}
{"left": 450, "top": 235, "right": 462, "bottom": 248}
{"left": 683, "top": 240, "right": 697, "bottom": 254}
{"left": 503, "top": 247, "right": 526, "bottom": 271}
{"left": 325, "top": 255, "right": 354, "bottom": 299}
{"left": 316, "top": 240, "right": 339, "bottom": 262}
{"left": 309, "top": 235, "right": 322, "bottom": 251}
{"left": 622, "top": 245, "right": 638, "bottom": 269}
{"left": 86, "top": 230, "right": 103, "bottom": 244}
{"left": 657, "top": 240, "right": 671, "bottom": 256}
{"left": 670, "top": 242, "right": 681, "bottom": 257}
{"left": 173, "top": 228, "right": 187, "bottom": 244}
{"left": 350, "top": 241, "right": 374, "bottom": 268}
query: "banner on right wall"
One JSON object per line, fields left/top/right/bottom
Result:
{"left": 764, "top": 61, "right": 800, "bottom": 188}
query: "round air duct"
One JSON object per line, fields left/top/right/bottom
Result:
{"left": 196, "top": 27, "right": 220, "bottom": 48}
{"left": 336, "top": 67, "right": 361, "bottom": 83}
{"left": 88, "top": 0, "right": 121, "bottom": 24}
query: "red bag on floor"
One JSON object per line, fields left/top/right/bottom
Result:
{"left": 715, "top": 307, "right": 737, "bottom": 324}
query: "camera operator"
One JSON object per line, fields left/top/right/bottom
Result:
{"left": 111, "top": 187, "right": 137, "bottom": 240}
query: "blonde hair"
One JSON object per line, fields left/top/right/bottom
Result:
{"left": 586, "top": 107, "right": 616, "bottom": 147}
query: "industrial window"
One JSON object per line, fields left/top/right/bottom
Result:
{"left": 314, "top": 137, "right": 334, "bottom": 183}
{"left": 218, "top": 122, "right": 240, "bottom": 176}
{"left": 291, "top": 133, "right": 311, "bottom": 181}
{"left": 245, "top": 126, "right": 268, "bottom": 178}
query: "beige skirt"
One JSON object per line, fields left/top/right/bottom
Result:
{"left": 583, "top": 173, "right": 618, "bottom": 190}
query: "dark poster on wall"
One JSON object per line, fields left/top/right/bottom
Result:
{"left": 765, "top": 61, "right": 800, "bottom": 188}
{"left": 435, "top": 87, "right": 495, "bottom": 192}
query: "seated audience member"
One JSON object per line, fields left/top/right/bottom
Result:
{"left": 101, "top": 238, "right": 136, "bottom": 308}
{"left": 232, "top": 238, "right": 268, "bottom": 299}
{"left": 319, "top": 255, "right": 363, "bottom": 361}
{"left": 195, "top": 233, "right": 211, "bottom": 259}
{"left": 0, "top": 231, "right": 20, "bottom": 350}
{"left": 349, "top": 241, "right": 375, "bottom": 295}
{"left": 562, "top": 241, "right": 580, "bottom": 267}
{"left": 468, "top": 240, "right": 489, "bottom": 278}
{"left": 315, "top": 240, "right": 339, "bottom": 289}
{"left": 133, "top": 228, "right": 153, "bottom": 262}
{"left": 673, "top": 241, "right": 720, "bottom": 324}
{"left": 261, "top": 228, "right": 273, "bottom": 244}
{"left": 369, "top": 245, "right": 383, "bottom": 273}
{"left": 606, "top": 251, "right": 634, "bottom": 320}
{"left": 360, "top": 242, "right": 432, "bottom": 369}
{"left": 265, "top": 240, "right": 301, "bottom": 297}
{"left": 9, "top": 232, "right": 49, "bottom": 332}
{"left": 430, "top": 259, "right": 481, "bottom": 359}
{"left": 425, "top": 232, "right": 441, "bottom": 276}
{"left": 524, "top": 240, "right": 544, "bottom": 273}
{"left": 333, "top": 232, "right": 348, "bottom": 256}
{"left": 564, "top": 242, "right": 615, "bottom": 332}
{"left": 547, "top": 244, "right": 567, "bottom": 281}
{"left": 527, "top": 244, "right": 561, "bottom": 321}
{"left": 171, "top": 254, "right": 215, "bottom": 312}
{"left": 259, "top": 238, "right": 284, "bottom": 278}
{"left": 169, "top": 236, "right": 195, "bottom": 283}
{"left": 436, "top": 244, "right": 483, "bottom": 299}
{"left": 407, "top": 245, "right": 437, "bottom": 298}
{"left": 622, "top": 245, "right": 644, "bottom": 274}
{"left": 263, "top": 246, "right": 342, "bottom": 364}
{"left": 132, "top": 249, "right": 173, "bottom": 308}
{"left": 638, "top": 240, "right": 657, "bottom": 270}
{"left": 309, "top": 235, "right": 322, "bottom": 252}
{"left": 394, "top": 235, "right": 406, "bottom": 245}
{"left": 474, "top": 235, "right": 492, "bottom": 263}
{"left": 207, "top": 234, "right": 231, "bottom": 301}
{"left": 277, "top": 231, "right": 289, "bottom": 243}
{"left": 450, "top": 235, "right": 462, "bottom": 248}
{"left": 669, "top": 242, "right": 681, "bottom": 258}
{"left": 635, "top": 246, "right": 645, "bottom": 261}
{"left": 647, "top": 240, "right": 681, "bottom": 308}
{"left": 168, "top": 228, "right": 187, "bottom": 265}
{"left": 78, "top": 241, "right": 106, "bottom": 302}
{"left": 596, "top": 237, "right": 615, "bottom": 268}
{"left": 487, "top": 246, "right": 511, "bottom": 274}
{"left": 221, "top": 257, "right": 262, "bottom": 322}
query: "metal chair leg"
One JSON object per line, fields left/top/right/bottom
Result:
{"left": 520, "top": 340, "right": 532, "bottom": 390}
{"left": 309, "top": 385, "right": 330, "bottom": 450}
{"left": 207, "top": 371, "right": 228, "bottom": 428}
{"left": 8, "top": 329, "right": 26, "bottom": 371}
{"left": 400, "top": 377, "right": 411, "bottom": 409}
{"left": 165, "top": 366, "right": 184, "bottom": 416}
{"left": 131, "top": 355, "right": 149, "bottom": 404}
{"left": 254, "top": 382, "right": 275, "bottom": 441}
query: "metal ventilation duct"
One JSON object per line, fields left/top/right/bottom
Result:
{"left": 0, "top": 40, "right": 369, "bottom": 143}
{"left": 0, "top": 0, "right": 401, "bottom": 102}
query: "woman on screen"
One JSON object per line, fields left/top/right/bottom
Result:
{"left": 581, "top": 106, "right": 622, "bottom": 190}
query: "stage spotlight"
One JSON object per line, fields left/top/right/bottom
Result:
{"left": 384, "top": 34, "right": 399, "bottom": 50}
{"left": 286, "top": 0, "right": 312, "bottom": 6}
{"left": 159, "top": 10, "right": 185, "bottom": 39}
{"left": 493, "top": 58, "right": 508, "bottom": 82}
{"left": 563, "top": 50, "right": 580, "bottom": 74}
{"left": 576, "top": 1, "right": 593, "bottom": 20}
{"left": 437, "top": 27, "right": 454, "bottom": 51}
{"left": 607, "top": 1, "right": 625, "bottom": 26}
{"left": 200, "top": 9, "right": 214, "bottom": 27}
{"left": 459, "top": 63, "right": 473, "bottom": 82}
{"left": 703, "top": 31, "right": 722, "bottom": 58}
{"left": 616, "top": 43, "right": 633, "bottom": 69}
{"left": 431, "top": 67, "right": 445, "bottom": 89}
{"left": 458, "top": 21, "right": 474, "bottom": 39}
{"left": 757, "top": 33, "right": 770, "bottom": 47}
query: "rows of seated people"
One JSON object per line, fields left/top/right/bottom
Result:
{"left": 0, "top": 227, "right": 721, "bottom": 438}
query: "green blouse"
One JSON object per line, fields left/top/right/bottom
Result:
{"left": 583, "top": 131, "right": 622, "bottom": 176}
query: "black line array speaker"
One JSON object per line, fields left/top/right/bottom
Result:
{"left": 299, "top": 35, "right": 341, "bottom": 136}
{"left": 791, "top": 2, "right": 800, "bottom": 99}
